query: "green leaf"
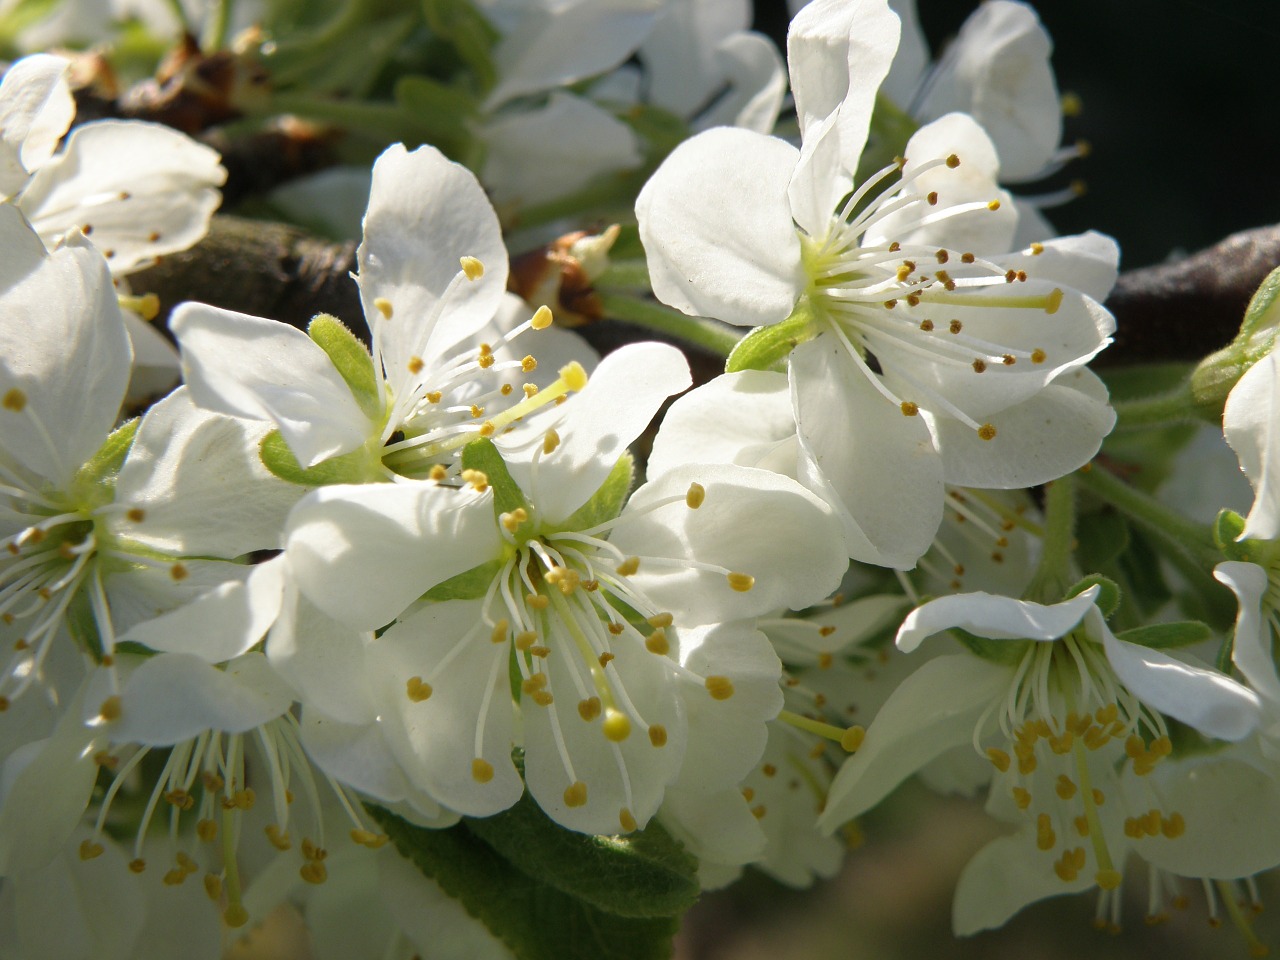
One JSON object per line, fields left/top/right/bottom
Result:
{"left": 951, "top": 628, "right": 1029, "bottom": 666}
{"left": 464, "top": 791, "right": 699, "bottom": 919}
{"left": 725, "top": 306, "right": 813, "bottom": 374}
{"left": 394, "top": 73, "right": 479, "bottom": 129}
{"left": 308, "top": 314, "right": 383, "bottom": 423}
{"left": 71, "top": 418, "right": 139, "bottom": 502}
{"left": 462, "top": 438, "right": 530, "bottom": 518}
{"left": 1115, "top": 620, "right": 1213, "bottom": 650}
{"left": 620, "top": 104, "right": 690, "bottom": 162}
{"left": 259, "top": 430, "right": 376, "bottom": 486}
{"left": 1075, "top": 508, "right": 1130, "bottom": 570}
{"left": 550, "top": 453, "right": 634, "bottom": 534}
{"left": 420, "top": 0, "right": 499, "bottom": 94}
{"left": 367, "top": 805, "right": 684, "bottom": 960}
{"left": 422, "top": 557, "right": 510, "bottom": 602}
{"left": 1066, "top": 574, "right": 1120, "bottom": 618}
{"left": 1115, "top": 529, "right": 1172, "bottom": 616}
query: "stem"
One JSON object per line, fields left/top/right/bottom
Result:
{"left": 1110, "top": 383, "right": 1200, "bottom": 428}
{"left": 597, "top": 259, "right": 654, "bottom": 291}
{"left": 1077, "top": 464, "right": 1221, "bottom": 571}
{"left": 256, "top": 93, "right": 443, "bottom": 143}
{"left": 1024, "top": 473, "right": 1077, "bottom": 603}
{"left": 598, "top": 292, "right": 742, "bottom": 358}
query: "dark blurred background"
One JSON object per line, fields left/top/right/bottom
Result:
{"left": 754, "top": 0, "right": 1280, "bottom": 269}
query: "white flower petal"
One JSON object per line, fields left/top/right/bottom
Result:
{"left": 358, "top": 144, "right": 507, "bottom": 411}
{"left": 817, "top": 654, "right": 1009, "bottom": 829}
{"left": 1096, "top": 608, "right": 1261, "bottom": 741}
{"left": 369, "top": 601, "right": 523, "bottom": 818}
{"left": 790, "top": 334, "right": 943, "bottom": 569}
{"left": 698, "top": 31, "right": 788, "bottom": 134}
{"left": 120, "top": 308, "right": 180, "bottom": 405}
{"left": 879, "top": 0, "right": 928, "bottom": 108}
{"left": 1215, "top": 561, "right": 1280, "bottom": 703}
{"left": 646, "top": 370, "right": 797, "bottom": 480}
{"left": 170, "top": 303, "right": 374, "bottom": 467}
{"left": 638, "top": 0, "right": 750, "bottom": 119}
{"left": 0, "top": 54, "right": 73, "bottom": 197}
{"left": 110, "top": 652, "right": 293, "bottom": 745}
{"left": 933, "top": 367, "right": 1115, "bottom": 488}
{"left": 120, "top": 556, "right": 283, "bottom": 663}
{"left": 1224, "top": 349, "right": 1280, "bottom": 541}
{"left": 496, "top": 341, "right": 691, "bottom": 524}
{"left": 114, "top": 387, "right": 304, "bottom": 557}
{"left": 0, "top": 223, "right": 130, "bottom": 489}
{"left": 19, "top": 120, "right": 224, "bottom": 274}
{"left": 659, "top": 785, "right": 766, "bottom": 868}
{"left": 952, "top": 830, "right": 1093, "bottom": 935}
{"left": 298, "top": 711, "right": 417, "bottom": 807}
{"left": 610, "top": 462, "right": 847, "bottom": 624}
{"left": 481, "top": 92, "right": 641, "bottom": 208}
{"left": 637, "top": 127, "right": 804, "bottom": 328}
{"left": 896, "top": 586, "right": 1099, "bottom": 653}
{"left": 996, "top": 231, "right": 1121, "bottom": 302}
{"left": 284, "top": 482, "right": 502, "bottom": 631}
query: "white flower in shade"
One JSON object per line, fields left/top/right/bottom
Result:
{"left": 173, "top": 143, "right": 591, "bottom": 484}
{"left": 282, "top": 342, "right": 848, "bottom": 835}
{"left": 636, "top": 0, "right": 1117, "bottom": 570}
{"left": 817, "top": 587, "right": 1261, "bottom": 913}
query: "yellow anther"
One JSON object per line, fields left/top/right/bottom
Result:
{"left": 429, "top": 464, "right": 447, "bottom": 482}
{"left": 1045, "top": 288, "right": 1063, "bottom": 314}
{"left": 741, "top": 787, "right": 755, "bottom": 802}
{"left": 900, "top": 401, "right": 919, "bottom": 416}
{"left": 945, "top": 153, "right": 960, "bottom": 168}
{"left": 616, "top": 556, "right": 640, "bottom": 576}
{"left": 521, "top": 356, "right": 538, "bottom": 372}
{"left": 224, "top": 903, "right": 250, "bottom": 926}
{"left": 1124, "top": 735, "right": 1145, "bottom": 759}
{"left": 619, "top": 808, "right": 637, "bottom": 833}
{"left": 685, "top": 482, "right": 705, "bottom": 509}
{"left": 727, "top": 572, "right": 755, "bottom": 592}
{"left": 578, "top": 697, "right": 602, "bottom": 721}
{"left": 265, "top": 824, "right": 291, "bottom": 851}
{"left": 926, "top": 191, "right": 939, "bottom": 206}
{"left": 501, "top": 508, "right": 528, "bottom": 533}
{"left": 129, "top": 858, "right": 147, "bottom": 873}
{"left": 1056, "top": 775, "right": 1077, "bottom": 800}
{"left": 472, "top": 758, "right": 495, "bottom": 783}
{"left": 884, "top": 299, "right": 898, "bottom": 309}
{"left": 1092, "top": 789, "right": 1105, "bottom": 806}
{"left": 540, "top": 428, "right": 561, "bottom": 455}
{"left": 408, "top": 356, "right": 424, "bottom": 374}
{"left": 426, "top": 391, "right": 443, "bottom": 404}
{"left": 1124, "top": 818, "right": 1143, "bottom": 839}
{"left": 972, "top": 359, "right": 987, "bottom": 373}
{"left": 2, "top": 388, "right": 26, "bottom": 412}
{"left": 469, "top": 404, "right": 484, "bottom": 419}
{"left": 531, "top": 305, "right": 554, "bottom": 329}
{"left": 841, "top": 725, "right": 865, "bottom": 752}
{"left": 530, "top": 646, "right": 551, "bottom": 659}
{"left": 645, "top": 629, "right": 669, "bottom": 655}
{"left": 987, "top": 199, "right": 1001, "bottom": 211}
{"left": 515, "top": 630, "right": 538, "bottom": 650}
{"left": 599, "top": 652, "right": 616, "bottom": 667}
{"left": 374, "top": 297, "right": 393, "bottom": 319}
{"left": 351, "top": 828, "right": 387, "bottom": 848}
{"left": 559, "top": 361, "right": 588, "bottom": 391}
{"left": 949, "top": 319, "right": 963, "bottom": 334}
{"left": 563, "top": 781, "right": 588, "bottom": 807}
{"left": 204, "top": 874, "right": 222, "bottom": 901}
{"left": 1096, "top": 869, "right": 1122, "bottom": 890}
{"left": 603, "top": 708, "right": 632, "bottom": 742}
{"left": 79, "top": 839, "right": 104, "bottom": 860}
{"left": 761, "top": 763, "right": 777, "bottom": 777}
{"left": 751, "top": 804, "right": 768, "bottom": 820}
{"left": 648, "top": 724, "right": 668, "bottom": 747}
{"left": 1074, "top": 815, "right": 1090, "bottom": 837}
{"left": 126, "top": 507, "right": 146, "bottom": 522}
{"left": 977, "top": 424, "right": 997, "bottom": 441}
{"left": 99, "top": 695, "right": 122, "bottom": 722}
{"left": 490, "top": 619, "right": 509, "bottom": 644}
{"left": 1150, "top": 735, "right": 1173, "bottom": 757}
{"left": 461, "top": 468, "right": 489, "bottom": 492}
{"left": 1141, "top": 809, "right": 1161, "bottom": 836}
{"left": 1048, "top": 730, "right": 1074, "bottom": 754}
{"left": 521, "top": 674, "right": 548, "bottom": 694}
{"left": 406, "top": 676, "right": 433, "bottom": 702}
{"left": 460, "top": 256, "right": 484, "bottom": 280}
{"left": 705, "top": 676, "right": 735, "bottom": 700}
{"left": 1161, "top": 812, "right": 1185, "bottom": 838}
{"left": 523, "top": 383, "right": 538, "bottom": 398}
{"left": 1012, "top": 787, "right": 1032, "bottom": 810}
{"left": 527, "top": 593, "right": 550, "bottom": 610}
{"left": 197, "top": 819, "right": 218, "bottom": 842}
{"left": 985, "top": 748, "right": 1011, "bottom": 772}
{"left": 299, "top": 861, "right": 328, "bottom": 884}
{"left": 647, "top": 612, "right": 674, "bottom": 629}
{"left": 1036, "top": 813, "right": 1056, "bottom": 851}
{"left": 817, "top": 652, "right": 834, "bottom": 669}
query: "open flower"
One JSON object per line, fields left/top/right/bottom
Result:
{"left": 817, "top": 587, "right": 1260, "bottom": 921}
{"left": 281, "top": 342, "right": 847, "bottom": 834}
{"left": 636, "top": 0, "right": 1116, "bottom": 569}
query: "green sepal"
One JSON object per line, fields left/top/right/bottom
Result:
{"left": 71, "top": 418, "right": 139, "bottom": 504}
{"left": 1214, "top": 509, "right": 1255, "bottom": 561}
{"left": 549, "top": 453, "right": 634, "bottom": 534}
{"left": 308, "top": 314, "right": 383, "bottom": 423}
{"left": 462, "top": 438, "right": 530, "bottom": 519}
{"left": 464, "top": 792, "right": 699, "bottom": 919}
{"left": 1075, "top": 509, "right": 1130, "bottom": 570}
{"left": 420, "top": 0, "right": 499, "bottom": 94}
{"left": 951, "top": 628, "right": 1029, "bottom": 666}
{"left": 421, "top": 557, "right": 510, "bottom": 602}
{"left": 1192, "top": 266, "right": 1280, "bottom": 417}
{"left": 1066, "top": 574, "right": 1120, "bottom": 618}
{"left": 259, "top": 430, "right": 376, "bottom": 486}
{"left": 1115, "top": 620, "right": 1213, "bottom": 650}
{"left": 367, "top": 805, "right": 685, "bottom": 960}
{"left": 725, "top": 305, "right": 813, "bottom": 374}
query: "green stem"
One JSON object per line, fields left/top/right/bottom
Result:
{"left": 204, "top": 0, "right": 232, "bottom": 50}
{"left": 597, "top": 260, "right": 653, "bottom": 291}
{"left": 1110, "top": 382, "right": 1200, "bottom": 429}
{"left": 597, "top": 292, "right": 742, "bottom": 359}
{"left": 1078, "top": 465, "right": 1221, "bottom": 571}
{"left": 255, "top": 93, "right": 450, "bottom": 144}
{"left": 1024, "top": 473, "right": 1077, "bottom": 603}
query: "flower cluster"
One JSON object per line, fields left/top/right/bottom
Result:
{"left": 0, "top": 1, "right": 1275, "bottom": 958}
